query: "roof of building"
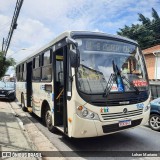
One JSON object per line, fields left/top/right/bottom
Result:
{"left": 143, "top": 45, "right": 160, "bottom": 55}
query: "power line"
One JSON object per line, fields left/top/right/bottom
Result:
{"left": 2, "top": 0, "right": 24, "bottom": 57}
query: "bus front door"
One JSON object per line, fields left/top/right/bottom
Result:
{"left": 26, "top": 61, "right": 32, "bottom": 109}
{"left": 53, "top": 47, "right": 68, "bottom": 134}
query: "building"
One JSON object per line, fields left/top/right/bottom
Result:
{"left": 143, "top": 45, "right": 160, "bottom": 80}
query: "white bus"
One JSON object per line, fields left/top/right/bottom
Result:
{"left": 16, "top": 31, "right": 150, "bottom": 138}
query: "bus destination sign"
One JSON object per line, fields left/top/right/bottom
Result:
{"left": 83, "top": 39, "right": 135, "bottom": 53}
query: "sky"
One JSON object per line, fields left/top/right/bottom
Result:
{"left": 0, "top": 0, "right": 160, "bottom": 75}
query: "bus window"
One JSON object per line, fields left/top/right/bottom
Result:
{"left": 42, "top": 65, "right": 52, "bottom": 81}
{"left": 43, "top": 50, "right": 51, "bottom": 66}
{"left": 41, "top": 50, "right": 52, "bottom": 81}
{"left": 22, "top": 63, "right": 26, "bottom": 81}
{"left": 33, "top": 56, "right": 41, "bottom": 81}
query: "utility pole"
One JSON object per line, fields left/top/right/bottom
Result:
{"left": 2, "top": 0, "right": 24, "bottom": 57}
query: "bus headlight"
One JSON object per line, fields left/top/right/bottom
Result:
{"left": 144, "top": 104, "right": 150, "bottom": 112}
{"left": 90, "top": 113, "right": 95, "bottom": 119}
{"left": 82, "top": 110, "right": 88, "bottom": 117}
{"left": 77, "top": 106, "right": 99, "bottom": 120}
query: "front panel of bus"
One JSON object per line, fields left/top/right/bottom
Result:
{"left": 68, "top": 36, "right": 150, "bottom": 138}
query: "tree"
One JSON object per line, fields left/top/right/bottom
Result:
{"left": 138, "top": 13, "right": 151, "bottom": 25}
{"left": 117, "top": 8, "right": 160, "bottom": 49}
{"left": 152, "top": 8, "right": 159, "bottom": 22}
{"left": 0, "top": 51, "right": 16, "bottom": 79}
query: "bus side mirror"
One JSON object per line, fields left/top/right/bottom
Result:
{"left": 69, "top": 49, "right": 80, "bottom": 68}
{"left": 66, "top": 37, "right": 80, "bottom": 68}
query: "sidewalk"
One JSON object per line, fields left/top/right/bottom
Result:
{"left": 0, "top": 101, "right": 66, "bottom": 160}
{"left": 0, "top": 100, "right": 40, "bottom": 160}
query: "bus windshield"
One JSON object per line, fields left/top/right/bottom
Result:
{"left": 76, "top": 38, "right": 148, "bottom": 94}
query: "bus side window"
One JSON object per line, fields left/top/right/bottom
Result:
{"left": 32, "top": 56, "right": 41, "bottom": 81}
{"left": 42, "top": 66, "right": 52, "bottom": 81}
{"left": 41, "top": 50, "right": 52, "bottom": 81}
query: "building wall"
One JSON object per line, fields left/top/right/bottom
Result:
{"left": 155, "top": 55, "right": 160, "bottom": 79}
{"left": 144, "top": 54, "right": 155, "bottom": 79}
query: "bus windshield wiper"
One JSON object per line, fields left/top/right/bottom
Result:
{"left": 121, "top": 75, "right": 140, "bottom": 95}
{"left": 103, "top": 73, "right": 115, "bottom": 97}
{"left": 103, "top": 60, "right": 124, "bottom": 97}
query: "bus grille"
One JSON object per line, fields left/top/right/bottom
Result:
{"left": 101, "top": 109, "right": 143, "bottom": 120}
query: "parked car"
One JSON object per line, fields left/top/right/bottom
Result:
{"left": 0, "top": 81, "right": 16, "bottom": 101}
{"left": 149, "top": 97, "right": 160, "bottom": 131}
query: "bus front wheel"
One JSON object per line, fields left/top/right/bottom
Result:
{"left": 45, "top": 109, "right": 56, "bottom": 133}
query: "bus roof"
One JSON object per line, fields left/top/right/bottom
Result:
{"left": 17, "top": 31, "right": 138, "bottom": 65}
{"left": 70, "top": 31, "right": 138, "bottom": 44}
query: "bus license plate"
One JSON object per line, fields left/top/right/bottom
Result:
{"left": 119, "top": 120, "right": 131, "bottom": 127}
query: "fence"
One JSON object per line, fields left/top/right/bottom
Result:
{"left": 149, "top": 80, "right": 160, "bottom": 99}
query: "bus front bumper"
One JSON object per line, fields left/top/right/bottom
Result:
{"left": 71, "top": 110, "right": 150, "bottom": 138}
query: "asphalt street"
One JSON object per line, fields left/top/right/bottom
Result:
{"left": 21, "top": 103, "right": 160, "bottom": 160}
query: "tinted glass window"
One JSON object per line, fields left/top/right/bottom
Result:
{"left": 43, "top": 50, "right": 51, "bottom": 66}
{"left": 35, "top": 56, "right": 40, "bottom": 68}
{"left": 76, "top": 38, "right": 148, "bottom": 94}
{"left": 33, "top": 68, "right": 41, "bottom": 81}
{"left": 42, "top": 65, "right": 52, "bottom": 81}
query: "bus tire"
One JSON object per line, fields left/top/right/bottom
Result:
{"left": 45, "top": 109, "right": 56, "bottom": 133}
{"left": 21, "top": 94, "right": 27, "bottom": 112}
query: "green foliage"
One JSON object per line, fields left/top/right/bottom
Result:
{"left": 0, "top": 51, "right": 16, "bottom": 79}
{"left": 117, "top": 8, "right": 160, "bottom": 49}
{"left": 138, "top": 13, "right": 151, "bottom": 25}
{"left": 152, "top": 8, "right": 159, "bottom": 21}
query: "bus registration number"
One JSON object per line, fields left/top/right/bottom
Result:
{"left": 119, "top": 120, "right": 131, "bottom": 127}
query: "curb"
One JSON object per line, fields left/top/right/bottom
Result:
{"left": 9, "top": 102, "right": 66, "bottom": 160}
{"left": 9, "top": 104, "right": 26, "bottom": 131}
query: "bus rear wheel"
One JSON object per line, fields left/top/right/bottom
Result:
{"left": 45, "top": 109, "right": 56, "bottom": 133}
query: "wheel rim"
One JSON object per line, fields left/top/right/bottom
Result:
{"left": 45, "top": 111, "right": 52, "bottom": 127}
{"left": 150, "top": 115, "right": 160, "bottom": 130}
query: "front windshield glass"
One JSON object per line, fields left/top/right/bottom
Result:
{"left": 76, "top": 38, "right": 148, "bottom": 94}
